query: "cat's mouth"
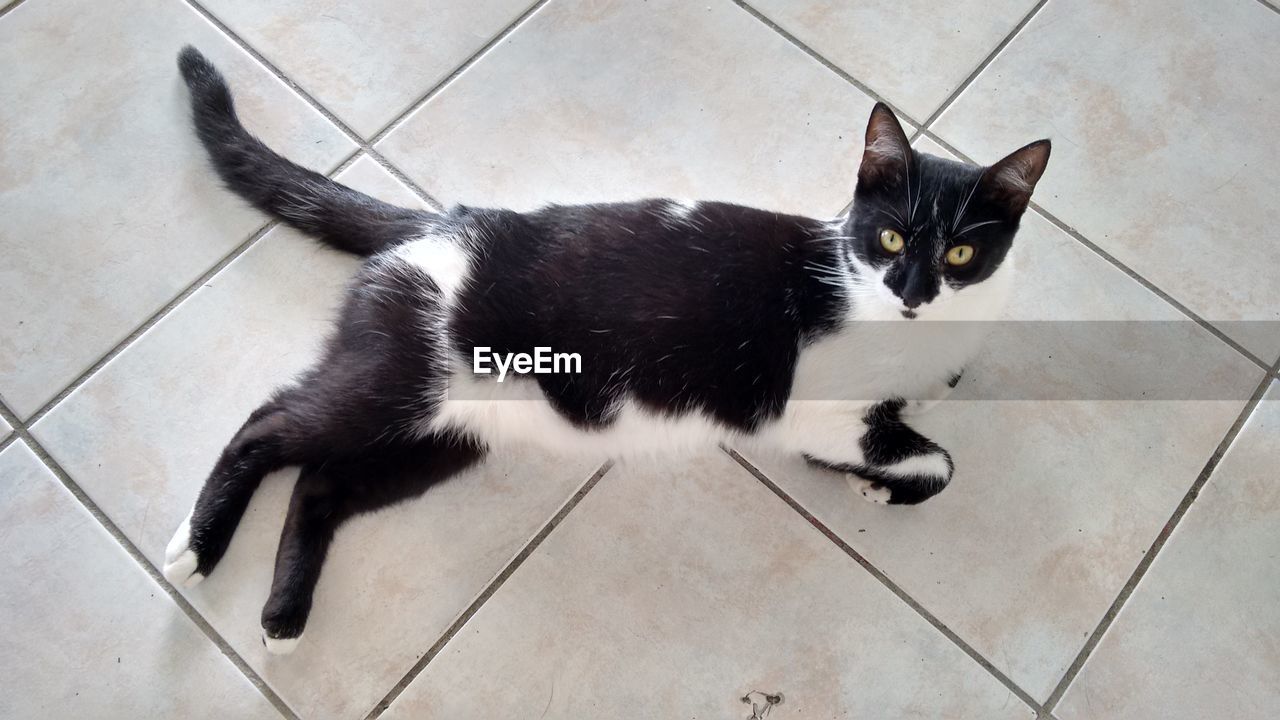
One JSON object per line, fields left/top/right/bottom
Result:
{"left": 900, "top": 309, "right": 918, "bottom": 320}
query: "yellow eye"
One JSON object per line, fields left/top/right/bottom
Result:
{"left": 879, "top": 229, "right": 904, "bottom": 254}
{"left": 946, "top": 244, "right": 976, "bottom": 266}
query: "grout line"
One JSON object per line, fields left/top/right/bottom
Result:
{"left": 726, "top": 448, "right": 1047, "bottom": 715}
{"left": 180, "top": 0, "right": 446, "bottom": 211}
{"left": 916, "top": 0, "right": 1051, "bottom": 132}
{"left": 1252, "top": 0, "right": 1280, "bottom": 16}
{"left": 367, "top": 0, "right": 552, "bottom": 145}
{"left": 0, "top": 399, "right": 301, "bottom": 720}
{"left": 0, "top": 0, "right": 31, "bottom": 21}
{"left": 917, "top": 129, "right": 1272, "bottom": 372}
{"left": 1041, "top": 361, "right": 1279, "bottom": 710}
{"left": 0, "top": 401, "right": 22, "bottom": 454}
{"left": 24, "top": 221, "right": 275, "bottom": 425}
{"left": 21, "top": 149, "right": 366, "bottom": 429}
{"left": 362, "top": 460, "right": 615, "bottom": 720}
{"left": 728, "top": 0, "right": 925, "bottom": 129}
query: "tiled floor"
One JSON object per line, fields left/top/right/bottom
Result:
{"left": 1, "top": 0, "right": 1277, "bottom": 718}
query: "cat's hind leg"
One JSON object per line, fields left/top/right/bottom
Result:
{"left": 260, "top": 434, "right": 485, "bottom": 654}
{"left": 163, "top": 390, "right": 312, "bottom": 587}
{"left": 805, "top": 399, "right": 954, "bottom": 506}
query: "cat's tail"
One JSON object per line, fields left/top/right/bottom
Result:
{"left": 177, "top": 46, "right": 434, "bottom": 256}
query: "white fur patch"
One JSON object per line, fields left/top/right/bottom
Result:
{"left": 666, "top": 199, "right": 699, "bottom": 220}
{"left": 262, "top": 633, "right": 301, "bottom": 655}
{"left": 879, "top": 452, "right": 950, "bottom": 480}
{"left": 847, "top": 475, "right": 891, "bottom": 505}
{"left": 391, "top": 232, "right": 472, "bottom": 303}
{"left": 162, "top": 510, "right": 204, "bottom": 588}
{"left": 428, "top": 362, "right": 736, "bottom": 459}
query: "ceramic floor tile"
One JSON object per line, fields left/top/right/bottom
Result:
{"left": 747, "top": 0, "right": 1039, "bottom": 121}
{"left": 0, "top": 441, "right": 281, "bottom": 719}
{"left": 32, "top": 161, "right": 603, "bottom": 719}
{"left": 740, "top": 138, "right": 1264, "bottom": 700}
{"left": 384, "top": 453, "right": 1033, "bottom": 719}
{"left": 0, "top": 414, "right": 10, "bottom": 442}
{"left": 198, "top": 0, "right": 535, "bottom": 137}
{"left": 1057, "top": 382, "right": 1280, "bottom": 720}
{"left": 378, "top": 0, "right": 879, "bottom": 217}
{"left": 934, "top": 0, "right": 1280, "bottom": 360}
{"left": 0, "top": 0, "right": 354, "bottom": 419}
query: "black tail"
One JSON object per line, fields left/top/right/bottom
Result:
{"left": 177, "top": 46, "right": 434, "bottom": 256}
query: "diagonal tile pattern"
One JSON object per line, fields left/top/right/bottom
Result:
{"left": 933, "top": 0, "right": 1280, "bottom": 360}
{"left": 0, "top": 0, "right": 354, "bottom": 418}
{"left": 0, "top": 440, "right": 282, "bottom": 719}
{"left": 1056, "top": 383, "right": 1280, "bottom": 720}
{"left": 378, "top": 0, "right": 876, "bottom": 216}
{"left": 746, "top": 0, "right": 1040, "bottom": 121}
{"left": 383, "top": 454, "right": 1034, "bottom": 719}
{"left": 3, "top": 0, "right": 1278, "bottom": 717}
{"left": 196, "top": 0, "right": 537, "bottom": 137}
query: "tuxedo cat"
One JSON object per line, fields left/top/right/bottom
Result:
{"left": 164, "top": 47, "right": 1049, "bottom": 653}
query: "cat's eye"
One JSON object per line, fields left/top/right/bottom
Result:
{"left": 879, "top": 229, "right": 904, "bottom": 254}
{"left": 946, "top": 244, "right": 976, "bottom": 266}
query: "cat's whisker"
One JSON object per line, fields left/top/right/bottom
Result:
{"left": 954, "top": 219, "right": 1002, "bottom": 237}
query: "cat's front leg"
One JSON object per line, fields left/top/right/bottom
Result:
{"left": 801, "top": 399, "right": 954, "bottom": 505}
{"left": 903, "top": 369, "right": 964, "bottom": 417}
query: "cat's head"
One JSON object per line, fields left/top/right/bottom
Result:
{"left": 843, "top": 103, "right": 1049, "bottom": 321}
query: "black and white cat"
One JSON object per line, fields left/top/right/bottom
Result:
{"left": 163, "top": 47, "right": 1049, "bottom": 653}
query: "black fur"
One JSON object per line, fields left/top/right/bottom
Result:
{"left": 806, "top": 400, "right": 955, "bottom": 505}
{"left": 178, "top": 47, "right": 435, "bottom": 255}
{"left": 169, "top": 47, "right": 1049, "bottom": 644}
{"left": 848, "top": 105, "right": 1049, "bottom": 312}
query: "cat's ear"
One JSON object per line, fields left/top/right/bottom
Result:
{"left": 858, "top": 103, "right": 913, "bottom": 188}
{"left": 982, "top": 139, "right": 1051, "bottom": 215}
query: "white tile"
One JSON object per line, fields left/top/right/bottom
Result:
{"left": 1058, "top": 382, "right": 1280, "bottom": 720}
{"left": 385, "top": 453, "right": 1033, "bottom": 719}
{"left": 0, "top": 0, "right": 354, "bottom": 418}
{"left": 742, "top": 138, "right": 1263, "bottom": 699}
{"left": 32, "top": 161, "right": 603, "bottom": 719}
{"left": 200, "top": 0, "right": 536, "bottom": 137}
{"left": 0, "top": 441, "right": 281, "bottom": 719}
{"left": 378, "top": 0, "right": 880, "bottom": 216}
{"left": 934, "top": 0, "right": 1280, "bottom": 359}
{"left": 749, "top": 0, "right": 1039, "bottom": 120}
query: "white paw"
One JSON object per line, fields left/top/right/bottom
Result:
{"left": 262, "top": 632, "right": 302, "bottom": 655}
{"left": 846, "top": 475, "right": 891, "bottom": 505}
{"left": 162, "top": 511, "right": 204, "bottom": 588}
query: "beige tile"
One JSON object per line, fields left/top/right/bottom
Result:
{"left": 0, "top": 441, "right": 281, "bottom": 719}
{"left": 199, "top": 0, "right": 534, "bottom": 137}
{"left": 0, "top": 0, "right": 354, "bottom": 418}
{"left": 1057, "top": 382, "right": 1280, "bottom": 720}
{"left": 385, "top": 453, "right": 1033, "bottom": 719}
{"left": 934, "top": 0, "right": 1280, "bottom": 360}
{"left": 378, "top": 0, "right": 879, "bottom": 216}
{"left": 32, "top": 164, "right": 603, "bottom": 719}
{"left": 749, "top": 0, "right": 1039, "bottom": 121}
{"left": 742, "top": 138, "right": 1263, "bottom": 698}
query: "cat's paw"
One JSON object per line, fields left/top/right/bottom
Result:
{"left": 162, "top": 511, "right": 205, "bottom": 588}
{"left": 847, "top": 475, "right": 892, "bottom": 505}
{"left": 261, "top": 631, "right": 303, "bottom": 656}
{"left": 261, "top": 603, "right": 308, "bottom": 655}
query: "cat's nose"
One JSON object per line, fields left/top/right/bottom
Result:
{"left": 902, "top": 296, "right": 924, "bottom": 309}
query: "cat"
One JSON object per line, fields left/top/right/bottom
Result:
{"left": 163, "top": 47, "right": 1049, "bottom": 653}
